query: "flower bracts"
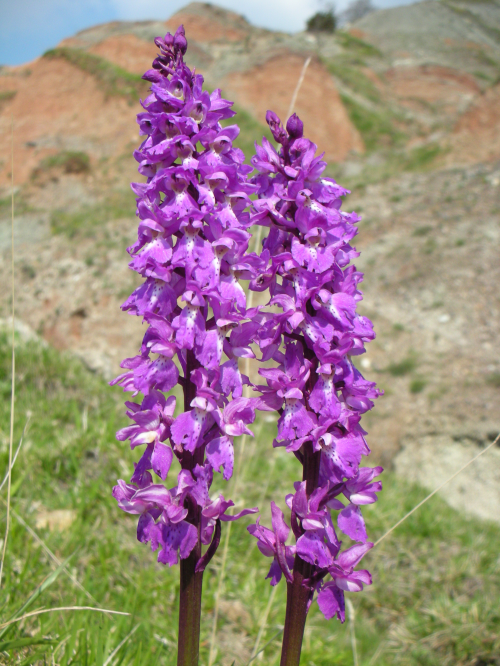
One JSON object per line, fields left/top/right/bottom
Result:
{"left": 111, "top": 26, "right": 258, "bottom": 569}
{"left": 247, "top": 111, "right": 382, "bottom": 622}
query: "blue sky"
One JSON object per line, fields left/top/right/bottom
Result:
{"left": 0, "top": 0, "right": 417, "bottom": 66}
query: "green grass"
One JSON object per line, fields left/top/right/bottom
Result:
{"left": 0, "top": 197, "right": 12, "bottom": 217}
{"left": 386, "top": 355, "right": 417, "bottom": 376}
{"left": 403, "top": 143, "right": 444, "bottom": 172}
{"left": 486, "top": 372, "right": 500, "bottom": 388}
{"left": 50, "top": 189, "right": 136, "bottom": 238}
{"left": 339, "top": 95, "right": 404, "bottom": 152}
{"left": 221, "top": 102, "right": 273, "bottom": 164}
{"left": 0, "top": 194, "right": 33, "bottom": 218}
{"left": 43, "top": 47, "right": 148, "bottom": 102}
{"left": 326, "top": 61, "right": 381, "bottom": 104}
{"left": 1, "top": 332, "right": 500, "bottom": 664}
{"left": 412, "top": 225, "right": 432, "bottom": 237}
{"left": 32, "top": 151, "right": 90, "bottom": 179}
{"left": 335, "top": 31, "right": 382, "bottom": 60}
{"left": 409, "top": 377, "right": 427, "bottom": 394}
{"left": 0, "top": 90, "right": 17, "bottom": 104}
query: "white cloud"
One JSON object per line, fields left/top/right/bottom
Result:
{"left": 0, "top": 0, "right": 422, "bottom": 66}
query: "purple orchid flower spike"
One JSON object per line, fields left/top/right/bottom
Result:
{"left": 246, "top": 111, "right": 383, "bottom": 665}
{"left": 111, "top": 25, "right": 259, "bottom": 666}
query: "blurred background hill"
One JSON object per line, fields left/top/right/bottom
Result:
{"left": 1, "top": 2, "right": 500, "bottom": 664}
{"left": 1, "top": 0, "right": 499, "bottom": 515}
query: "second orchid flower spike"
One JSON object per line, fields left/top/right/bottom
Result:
{"left": 247, "top": 110, "right": 383, "bottom": 666}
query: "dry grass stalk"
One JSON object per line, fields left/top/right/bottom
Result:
{"left": 374, "top": 432, "right": 500, "bottom": 548}
{"left": 0, "top": 117, "right": 16, "bottom": 588}
{"left": 0, "top": 606, "right": 130, "bottom": 631}
{"left": 102, "top": 622, "right": 141, "bottom": 666}
{"left": 287, "top": 57, "right": 312, "bottom": 119}
{"left": 0, "top": 416, "right": 29, "bottom": 492}
{"left": 249, "top": 584, "right": 277, "bottom": 661}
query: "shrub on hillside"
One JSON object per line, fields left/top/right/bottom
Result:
{"left": 306, "top": 9, "right": 337, "bottom": 33}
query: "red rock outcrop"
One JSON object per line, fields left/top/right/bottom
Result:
{"left": 0, "top": 57, "right": 138, "bottom": 188}
{"left": 224, "top": 54, "right": 364, "bottom": 162}
{"left": 449, "top": 83, "right": 500, "bottom": 164}
{"left": 385, "top": 65, "right": 480, "bottom": 116}
{"left": 89, "top": 34, "right": 157, "bottom": 76}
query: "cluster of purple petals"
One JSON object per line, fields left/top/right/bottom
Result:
{"left": 246, "top": 111, "right": 383, "bottom": 621}
{"left": 111, "top": 26, "right": 258, "bottom": 568}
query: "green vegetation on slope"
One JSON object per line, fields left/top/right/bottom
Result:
{"left": 32, "top": 151, "right": 91, "bottom": 181}
{"left": 43, "top": 47, "right": 148, "bottom": 102}
{"left": 340, "top": 94, "right": 403, "bottom": 152}
{"left": 327, "top": 61, "right": 382, "bottom": 104}
{"left": 0, "top": 331, "right": 499, "bottom": 664}
{"left": 50, "top": 189, "right": 136, "bottom": 238}
{"left": 0, "top": 90, "right": 17, "bottom": 104}
{"left": 222, "top": 102, "right": 273, "bottom": 164}
{"left": 335, "top": 31, "right": 383, "bottom": 60}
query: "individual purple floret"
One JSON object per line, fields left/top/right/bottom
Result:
{"left": 110, "top": 25, "right": 258, "bottom": 664}
{"left": 246, "top": 111, "right": 382, "bottom": 661}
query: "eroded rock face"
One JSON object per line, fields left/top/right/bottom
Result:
{"left": 88, "top": 34, "right": 158, "bottom": 76}
{"left": 385, "top": 65, "right": 480, "bottom": 117}
{"left": 224, "top": 54, "right": 364, "bottom": 162}
{"left": 3, "top": 0, "right": 500, "bottom": 192}
{"left": 0, "top": 57, "right": 139, "bottom": 188}
{"left": 165, "top": 4, "right": 251, "bottom": 43}
{"left": 450, "top": 83, "right": 500, "bottom": 165}
{"left": 0, "top": 3, "right": 366, "bottom": 190}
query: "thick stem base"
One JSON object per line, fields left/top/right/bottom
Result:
{"left": 177, "top": 348, "right": 204, "bottom": 666}
{"left": 280, "top": 442, "right": 320, "bottom": 665}
{"left": 280, "top": 557, "right": 311, "bottom": 666}
{"left": 177, "top": 546, "right": 203, "bottom": 666}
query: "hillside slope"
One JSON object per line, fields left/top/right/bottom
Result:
{"left": 2, "top": 0, "right": 500, "bottom": 194}
{"left": 353, "top": 0, "right": 500, "bottom": 165}
{"left": 0, "top": 1, "right": 499, "bottom": 516}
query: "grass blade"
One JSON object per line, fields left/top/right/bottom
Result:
{"left": 0, "top": 606, "right": 130, "bottom": 633}
{"left": 0, "top": 636, "right": 55, "bottom": 651}
{"left": 1, "top": 499, "right": 99, "bottom": 605}
{"left": 250, "top": 585, "right": 277, "bottom": 661}
{"left": 0, "top": 552, "right": 75, "bottom": 640}
{"left": 103, "top": 622, "right": 141, "bottom": 666}
{"left": 374, "top": 431, "right": 500, "bottom": 547}
{"left": 246, "top": 629, "right": 283, "bottom": 665}
{"left": 0, "top": 416, "right": 30, "bottom": 493}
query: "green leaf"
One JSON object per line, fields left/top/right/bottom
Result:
{"left": 0, "top": 636, "right": 55, "bottom": 651}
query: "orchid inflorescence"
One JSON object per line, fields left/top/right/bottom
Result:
{"left": 111, "top": 25, "right": 382, "bottom": 666}
{"left": 111, "top": 26, "right": 259, "bottom": 572}
{"left": 245, "top": 112, "right": 382, "bottom": 650}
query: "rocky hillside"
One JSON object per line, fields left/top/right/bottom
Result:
{"left": 1, "top": 1, "right": 500, "bottom": 518}
{"left": 1, "top": 0, "right": 500, "bottom": 190}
